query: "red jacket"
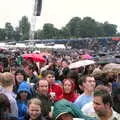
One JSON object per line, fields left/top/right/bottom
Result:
{"left": 48, "top": 83, "right": 63, "bottom": 101}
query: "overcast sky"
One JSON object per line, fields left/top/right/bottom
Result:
{"left": 0, "top": 0, "right": 120, "bottom": 31}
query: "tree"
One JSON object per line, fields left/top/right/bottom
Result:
{"left": 61, "top": 27, "right": 70, "bottom": 38}
{"left": 34, "top": 29, "right": 44, "bottom": 39}
{"left": 80, "top": 17, "right": 98, "bottom": 37}
{"left": 42, "top": 23, "right": 56, "bottom": 39}
{"left": 14, "top": 27, "right": 20, "bottom": 41}
{"left": 0, "top": 29, "right": 6, "bottom": 40}
{"left": 103, "top": 22, "right": 117, "bottom": 36}
{"left": 66, "top": 17, "right": 81, "bottom": 37}
{"left": 4, "top": 22, "right": 14, "bottom": 40}
{"left": 19, "top": 16, "right": 30, "bottom": 40}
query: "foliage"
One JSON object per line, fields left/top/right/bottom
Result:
{"left": 0, "top": 16, "right": 118, "bottom": 41}
{"left": 5, "top": 22, "right": 14, "bottom": 40}
{"left": 19, "top": 16, "right": 30, "bottom": 40}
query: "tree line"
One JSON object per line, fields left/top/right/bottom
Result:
{"left": 0, "top": 16, "right": 119, "bottom": 41}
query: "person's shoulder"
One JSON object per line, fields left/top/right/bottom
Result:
{"left": 113, "top": 110, "right": 120, "bottom": 119}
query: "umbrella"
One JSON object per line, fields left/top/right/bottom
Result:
{"left": 103, "top": 63, "right": 120, "bottom": 73}
{"left": 69, "top": 60, "right": 95, "bottom": 69}
{"left": 81, "top": 54, "right": 93, "bottom": 60}
{"left": 22, "top": 53, "right": 46, "bottom": 62}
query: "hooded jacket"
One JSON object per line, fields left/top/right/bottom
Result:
{"left": 53, "top": 99, "right": 97, "bottom": 120}
{"left": 17, "top": 82, "right": 32, "bottom": 120}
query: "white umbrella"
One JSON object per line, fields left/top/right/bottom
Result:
{"left": 69, "top": 60, "right": 95, "bottom": 69}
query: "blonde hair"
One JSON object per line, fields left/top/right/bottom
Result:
{"left": 1, "top": 72, "right": 14, "bottom": 87}
{"left": 28, "top": 98, "right": 42, "bottom": 108}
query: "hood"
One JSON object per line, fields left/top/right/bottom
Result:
{"left": 17, "top": 81, "right": 32, "bottom": 95}
{"left": 53, "top": 99, "right": 96, "bottom": 120}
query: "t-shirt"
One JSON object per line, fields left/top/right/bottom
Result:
{"left": 74, "top": 93, "right": 93, "bottom": 109}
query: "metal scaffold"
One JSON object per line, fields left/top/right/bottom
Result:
{"left": 29, "top": 0, "right": 42, "bottom": 41}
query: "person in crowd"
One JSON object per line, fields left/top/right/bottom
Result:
{"left": 93, "top": 88, "right": 120, "bottom": 120}
{"left": 23, "top": 61, "right": 39, "bottom": 85}
{"left": 0, "top": 93, "right": 18, "bottom": 120}
{"left": 13, "top": 68, "right": 27, "bottom": 93}
{"left": 0, "top": 72, "right": 18, "bottom": 117}
{"left": 17, "top": 81, "right": 32, "bottom": 120}
{"left": 10, "top": 63, "right": 18, "bottom": 74}
{"left": 53, "top": 99, "right": 97, "bottom": 120}
{"left": 112, "top": 83, "right": 120, "bottom": 113}
{"left": 63, "top": 78, "right": 79, "bottom": 102}
{"left": 81, "top": 85, "right": 111, "bottom": 117}
{"left": 42, "top": 70, "right": 63, "bottom": 102}
{"left": 74, "top": 75, "right": 96, "bottom": 109}
{"left": 0, "top": 62, "right": 4, "bottom": 73}
{"left": 24, "top": 98, "right": 47, "bottom": 120}
{"left": 36, "top": 79, "right": 52, "bottom": 120}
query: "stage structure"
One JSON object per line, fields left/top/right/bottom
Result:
{"left": 29, "top": 0, "right": 42, "bottom": 41}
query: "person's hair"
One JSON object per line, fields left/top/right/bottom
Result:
{"left": 78, "top": 74, "right": 94, "bottom": 85}
{"left": 42, "top": 70, "right": 55, "bottom": 78}
{"left": 0, "top": 93, "right": 11, "bottom": 114}
{"left": 15, "top": 68, "right": 27, "bottom": 84}
{"left": 36, "top": 79, "right": 48, "bottom": 89}
{"left": 1, "top": 72, "right": 14, "bottom": 87}
{"left": 23, "top": 61, "right": 34, "bottom": 71}
{"left": 28, "top": 98, "right": 42, "bottom": 108}
{"left": 112, "top": 85, "right": 120, "bottom": 113}
{"left": 94, "top": 88, "right": 113, "bottom": 107}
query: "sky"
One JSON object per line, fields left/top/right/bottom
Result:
{"left": 0, "top": 0, "right": 120, "bottom": 31}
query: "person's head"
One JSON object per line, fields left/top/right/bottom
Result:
{"left": 37, "top": 79, "right": 49, "bottom": 96}
{"left": 61, "top": 59, "right": 69, "bottom": 68}
{"left": 1, "top": 72, "right": 14, "bottom": 88}
{"left": 0, "top": 93, "right": 11, "bottom": 114}
{"left": 63, "top": 78, "right": 75, "bottom": 94}
{"left": 57, "top": 113, "right": 74, "bottom": 120}
{"left": 112, "top": 84, "right": 120, "bottom": 113}
{"left": 15, "top": 68, "right": 27, "bottom": 85}
{"left": 82, "top": 75, "right": 96, "bottom": 93}
{"left": 23, "top": 61, "right": 34, "bottom": 77}
{"left": 42, "top": 70, "right": 55, "bottom": 84}
{"left": 18, "top": 91, "right": 29, "bottom": 101}
{"left": 28, "top": 98, "right": 42, "bottom": 120}
{"left": 93, "top": 88, "right": 113, "bottom": 117}
{"left": 17, "top": 82, "right": 31, "bottom": 100}
{"left": 10, "top": 63, "right": 17, "bottom": 74}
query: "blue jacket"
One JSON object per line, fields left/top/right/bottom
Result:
{"left": 17, "top": 82, "right": 32, "bottom": 120}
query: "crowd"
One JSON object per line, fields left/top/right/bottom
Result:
{"left": 0, "top": 48, "right": 120, "bottom": 120}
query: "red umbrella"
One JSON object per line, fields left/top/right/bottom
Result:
{"left": 22, "top": 53, "right": 46, "bottom": 62}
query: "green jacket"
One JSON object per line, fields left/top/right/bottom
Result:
{"left": 53, "top": 99, "right": 97, "bottom": 120}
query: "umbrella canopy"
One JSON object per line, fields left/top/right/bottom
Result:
{"left": 22, "top": 53, "right": 46, "bottom": 63}
{"left": 81, "top": 54, "right": 93, "bottom": 60}
{"left": 103, "top": 63, "right": 120, "bottom": 73}
{"left": 69, "top": 60, "right": 95, "bottom": 69}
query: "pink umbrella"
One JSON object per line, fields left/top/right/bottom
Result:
{"left": 81, "top": 54, "right": 93, "bottom": 60}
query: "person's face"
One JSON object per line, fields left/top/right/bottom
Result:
{"left": 28, "top": 103, "right": 41, "bottom": 120}
{"left": 93, "top": 96, "right": 107, "bottom": 117}
{"left": 61, "top": 61, "right": 68, "bottom": 68}
{"left": 16, "top": 73, "right": 24, "bottom": 83}
{"left": 24, "top": 66, "right": 32, "bottom": 76}
{"left": 19, "top": 91, "right": 28, "bottom": 100}
{"left": 38, "top": 80, "right": 48, "bottom": 95}
{"left": 63, "top": 80, "right": 72, "bottom": 94}
{"left": 45, "top": 74, "right": 55, "bottom": 84}
{"left": 83, "top": 77, "right": 96, "bottom": 92}
{"left": 10, "top": 67, "right": 16, "bottom": 74}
